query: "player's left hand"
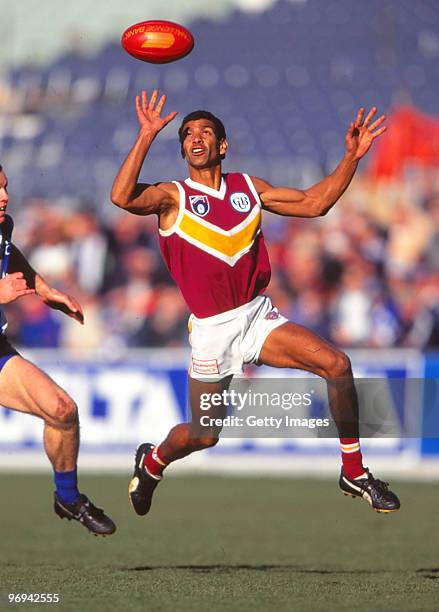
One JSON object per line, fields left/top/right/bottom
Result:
{"left": 345, "top": 107, "right": 386, "bottom": 160}
{"left": 42, "top": 288, "right": 84, "bottom": 324}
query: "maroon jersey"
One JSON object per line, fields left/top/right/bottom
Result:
{"left": 159, "top": 173, "right": 271, "bottom": 317}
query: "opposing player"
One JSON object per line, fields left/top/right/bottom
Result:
{"left": 0, "top": 165, "right": 115, "bottom": 535}
{"left": 111, "top": 90, "right": 400, "bottom": 516}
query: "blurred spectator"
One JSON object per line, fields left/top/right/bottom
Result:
{"left": 15, "top": 295, "right": 61, "bottom": 348}
{"left": 67, "top": 209, "right": 108, "bottom": 294}
{"left": 424, "top": 194, "right": 439, "bottom": 273}
{"left": 331, "top": 265, "right": 373, "bottom": 346}
{"left": 104, "top": 214, "right": 154, "bottom": 290}
{"left": 28, "top": 207, "right": 73, "bottom": 285}
{"left": 134, "top": 286, "right": 189, "bottom": 347}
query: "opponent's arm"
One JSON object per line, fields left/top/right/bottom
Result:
{"left": 7, "top": 245, "right": 84, "bottom": 323}
{"left": 111, "top": 90, "right": 178, "bottom": 216}
{"left": 255, "top": 107, "right": 386, "bottom": 218}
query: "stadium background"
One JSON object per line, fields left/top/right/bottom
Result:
{"left": 1, "top": 0, "right": 439, "bottom": 471}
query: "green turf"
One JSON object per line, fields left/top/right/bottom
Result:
{"left": 0, "top": 474, "right": 438, "bottom": 612}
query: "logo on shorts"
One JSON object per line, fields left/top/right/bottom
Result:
{"left": 265, "top": 309, "right": 280, "bottom": 320}
{"left": 229, "top": 192, "right": 251, "bottom": 213}
{"left": 189, "top": 195, "right": 210, "bottom": 217}
{"left": 192, "top": 358, "right": 219, "bottom": 375}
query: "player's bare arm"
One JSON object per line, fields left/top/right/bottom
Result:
{"left": 7, "top": 245, "right": 84, "bottom": 324}
{"left": 111, "top": 89, "right": 180, "bottom": 226}
{"left": 255, "top": 106, "right": 386, "bottom": 218}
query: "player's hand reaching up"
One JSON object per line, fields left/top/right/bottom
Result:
{"left": 345, "top": 107, "right": 386, "bottom": 160}
{"left": 136, "top": 90, "right": 178, "bottom": 136}
{"left": 0, "top": 272, "right": 35, "bottom": 304}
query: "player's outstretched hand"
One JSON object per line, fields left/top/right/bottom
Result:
{"left": 345, "top": 107, "right": 386, "bottom": 160}
{"left": 41, "top": 288, "right": 84, "bottom": 324}
{"left": 136, "top": 90, "right": 178, "bottom": 136}
{"left": 0, "top": 272, "right": 35, "bottom": 304}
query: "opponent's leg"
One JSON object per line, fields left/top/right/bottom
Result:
{"left": 0, "top": 355, "right": 116, "bottom": 534}
{"left": 259, "top": 322, "right": 400, "bottom": 512}
{"left": 129, "top": 376, "right": 232, "bottom": 515}
{"left": 0, "top": 355, "right": 80, "bottom": 473}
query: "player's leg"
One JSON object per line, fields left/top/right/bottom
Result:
{"left": 0, "top": 354, "right": 116, "bottom": 534}
{"left": 0, "top": 355, "right": 79, "bottom": 471}
{"left": 129, "top": 375, "right": 232, "bottom": 516}
{"left": 258, "top": 322, "right": 400, "bottom": 512}
{"left": 156, "top": 375, "right": 232, "bottom": 461}
{"left": 259, "top": 322, "right": 360, "bottom": 439}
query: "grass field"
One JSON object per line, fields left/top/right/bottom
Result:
{"left": 1, "top": 474, "right": 438, "bottom": 612}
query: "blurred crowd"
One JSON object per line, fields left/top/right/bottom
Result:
{"left": 5, "top": 167, "right": 439, "bottom": 352}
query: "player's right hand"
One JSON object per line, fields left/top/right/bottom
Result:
{"left": 136, "top": 90, "right": 178, "bottom": 135}
{"left": 0, "top": 272, "right": 35, "bottom": 304}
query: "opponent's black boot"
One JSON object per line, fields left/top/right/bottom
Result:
{"left": 54, "top": 494, "right": 116, "bottom": 535}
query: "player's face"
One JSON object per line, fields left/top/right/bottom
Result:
{"left": 0, "top": 171, "right": 9, "bottom": 225}
{"left": 181, "top": 119, "right": 227, "bottom": 169}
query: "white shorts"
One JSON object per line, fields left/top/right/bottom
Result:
{"left": 188, "top": 295, "right": 287, "bottom": 381}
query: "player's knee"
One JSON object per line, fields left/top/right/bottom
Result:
{"left": 195, "top": 435, "right": 219, "bottom": 450}
{"left": 325, "top": 351, "right": 352, "bottom": 379}
{"left": 51, "top": 395, "right": 78, "bottom": 428}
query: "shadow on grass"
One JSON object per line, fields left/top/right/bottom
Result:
{"left": 126, "top": 565, "right": 394, "bottom": 574}
{"left": 416, "top": 568, "right": 439, "bottom": 580}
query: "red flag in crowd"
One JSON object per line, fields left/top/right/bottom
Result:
{"left": 368, "top": 105, "right": 439, "bottom": 178}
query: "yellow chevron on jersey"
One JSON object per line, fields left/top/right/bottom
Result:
{"left": 176, "top": 204, "right": 261, "bottom": 266}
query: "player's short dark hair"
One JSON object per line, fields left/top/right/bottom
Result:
{"left": 178, "top": 111, "right": 227, "bottom": 158}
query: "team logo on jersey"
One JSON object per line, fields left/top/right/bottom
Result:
{"left": 189, "top": 195, "right": 210, "bottom": 217}
{"left": 229, "top": 192, "right": 251, "bottom": 213}
{"left": 265, "top": 309, "right": 280, "bottom": 320}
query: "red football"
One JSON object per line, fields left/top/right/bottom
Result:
{"left": 121, "top": 20, "right": 194, "bottom": 64}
